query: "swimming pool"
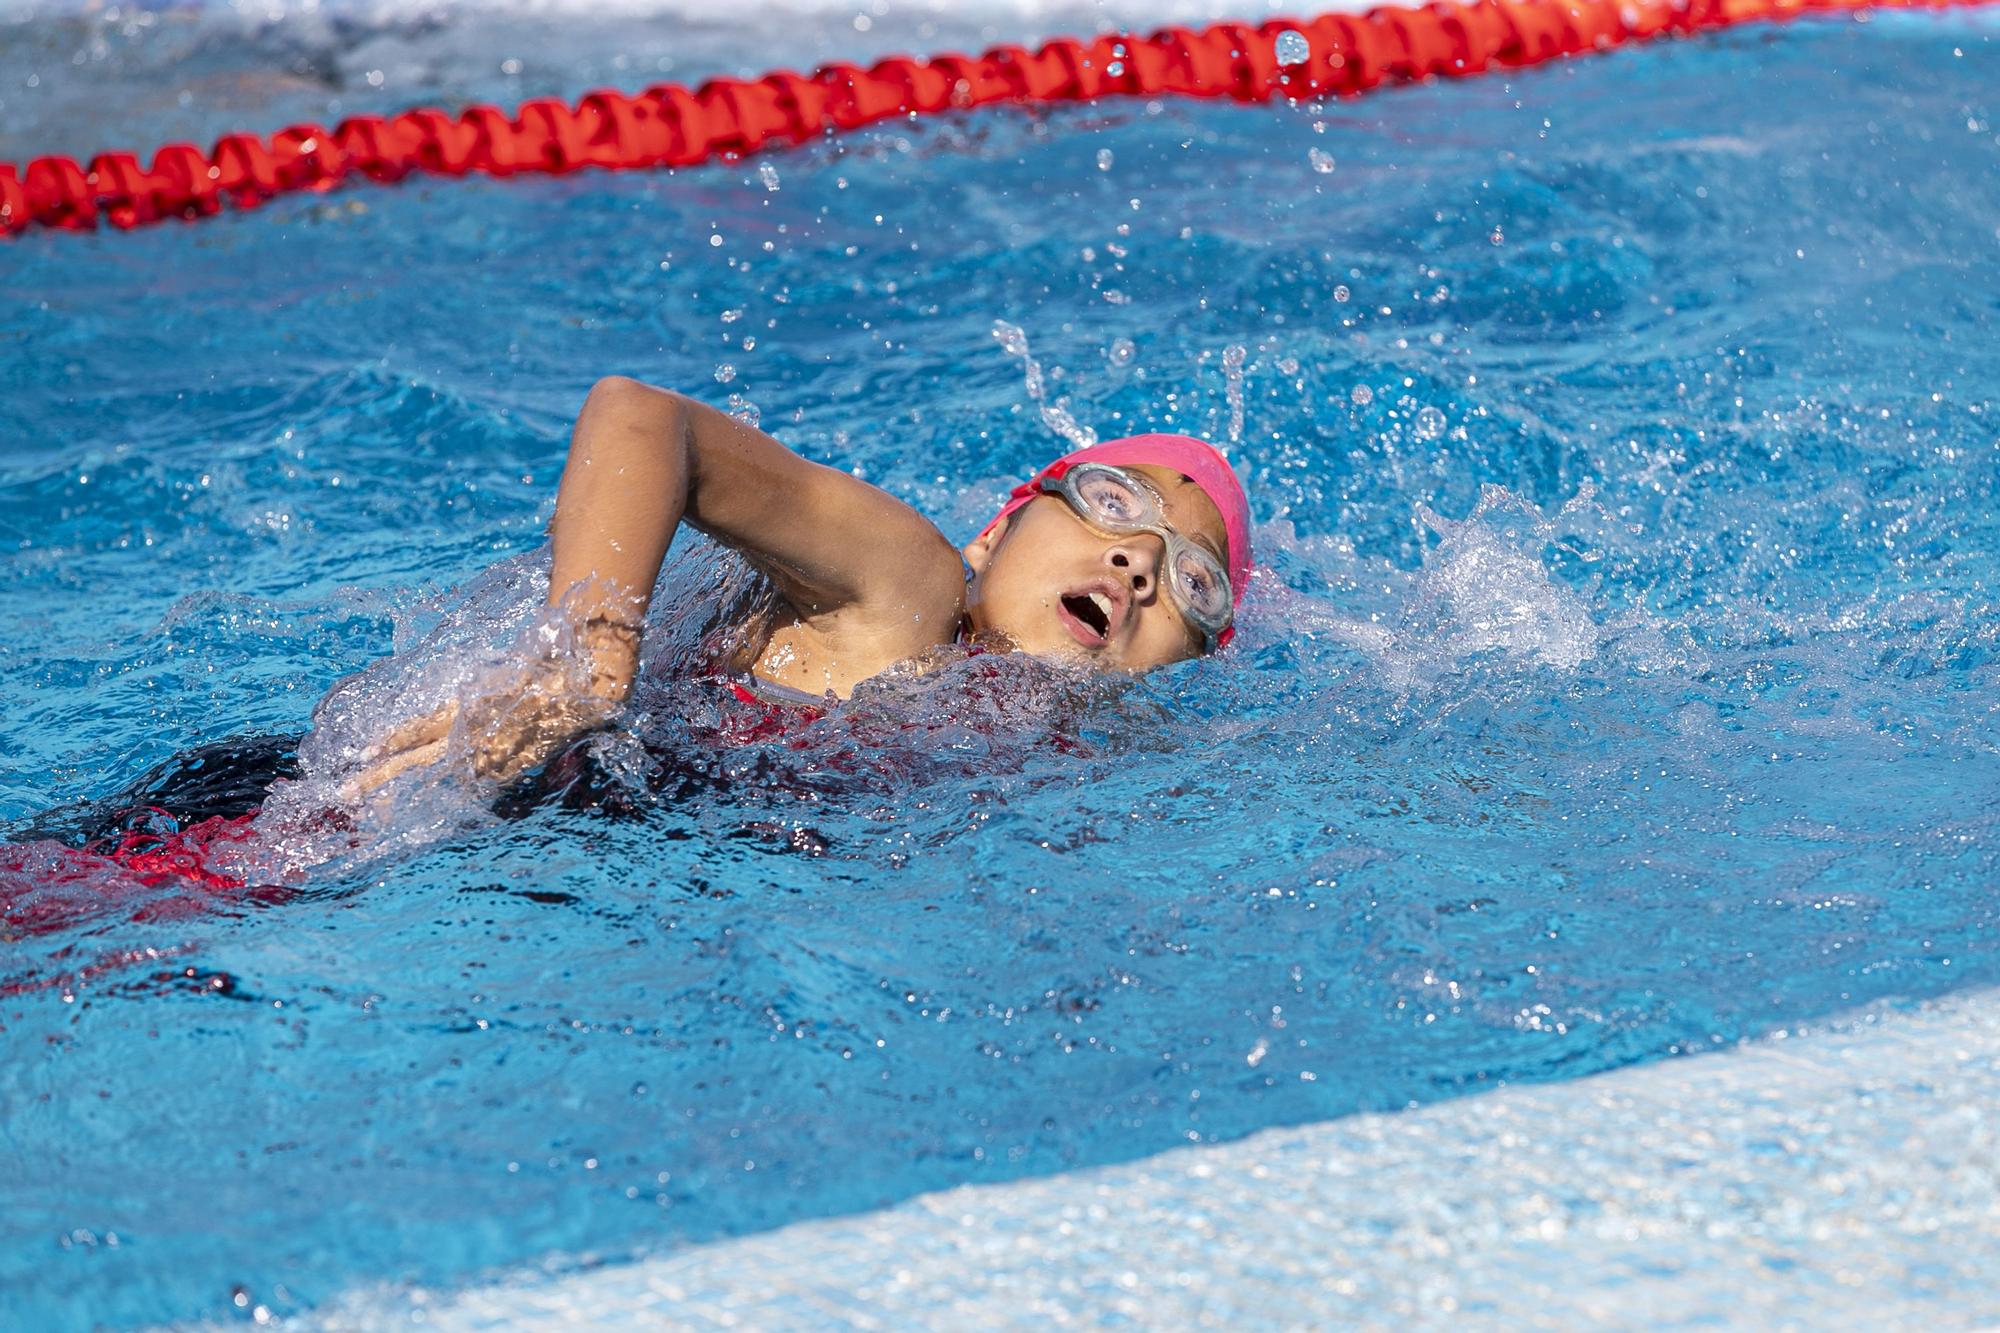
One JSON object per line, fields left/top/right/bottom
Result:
{"left": 3, "top": 2, "right": 1997, "bottom": 1327}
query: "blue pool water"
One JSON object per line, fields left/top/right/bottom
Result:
{"left": 3, "top": 6, "right": 1998, "bottom": 1328}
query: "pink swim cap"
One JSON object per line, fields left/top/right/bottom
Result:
{"left": 981, "top": 432, "right": 1254, "bottom": 622}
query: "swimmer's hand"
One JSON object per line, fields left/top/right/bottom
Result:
{"left": 349, "top": 618, "right": 640, "bottom": 796}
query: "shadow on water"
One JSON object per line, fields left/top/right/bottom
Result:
{"left": 1, "top": 8, "right": 1997, "bottom": 1328}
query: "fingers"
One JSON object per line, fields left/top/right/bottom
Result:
{"left": 343, "top": 701, "right": 461, "bottom": 800}
{"left": 343, "top": 673, "right": 619, "bottom": 799}
{"left": 470, "top": 690, "right": 616, "bottom": 783}
{"left": 362, "top": 702, "right": 460, "bottom": 763}
{"left": 345, "top": 734, "right": 451, "bottom": 799}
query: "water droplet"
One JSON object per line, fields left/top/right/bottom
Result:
{"left": 757, "top": 162, "right": 780, "bottom": 192}
{"left": 1222, "top": 344, "right": 1247, "bottom": 447}
{"left": 1273, "top": 29, "right": 1311, "bottom": 66}
{"left": 1351, "top": 384, "right": 1374, "bottom": 406}
{"left": 1107, "top": 337, "right": 1136, "bottom": 368}
{"left": 713, "top": 363, "right": 736, "bottom": 383}
{"left": 1309, "top": 148, "right": 1335, "bottom": 175}
{"left": 1333, "top": 284, "right": 1350, "bottom": 303}
{"left": 992, "top": 321, "right": 1095, "bottom": 447}
{"left": 1414, "top": 405, "right": 1447, "bottom": 441}
{"left": 1489, "top": 227, "right": 1506, "bottom": 246}
{"left": 1096, "top": 148, "right": 1114, "bottom": 171}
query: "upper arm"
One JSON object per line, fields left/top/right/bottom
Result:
{"left": 593, "top": 377, "right": 963, "bottom": 629}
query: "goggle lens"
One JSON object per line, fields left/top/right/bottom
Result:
{"left": 1170, "top": 545, "right": 1232, "bottom": 624}
{"left": 1069, "top": 468, "right": 1155, "bottom": 526}
{"left": 1052, "top": 463, "right": 1234, "bottom": 641}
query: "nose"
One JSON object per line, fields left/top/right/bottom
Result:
{"left": 1105, "top": 536, "right": 1166, "bottom": 601}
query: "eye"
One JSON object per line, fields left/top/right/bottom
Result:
{"left": 1076, "top": 473, "right": 1145, "bottom": 521}
{"left": 1173, "top": 551, "right": 1229, "bottom": 617}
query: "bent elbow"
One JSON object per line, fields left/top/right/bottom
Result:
{"left": 582, "top": 375, "right": 687, "bottom": 435}
{"left": 585, "top": 374, "right": 658, "bottom": 408}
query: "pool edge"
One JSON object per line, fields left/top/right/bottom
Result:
{"left": 284, "top": 986, "right": 2000, "bottom": 1330}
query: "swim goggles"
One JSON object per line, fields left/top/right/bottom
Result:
{"left": 1039, "top": 461, "right": 1235, "bottom": 647}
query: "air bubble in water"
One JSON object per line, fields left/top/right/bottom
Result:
{"left": 1414, "top": 405, "right": 1447, "bottom": 441}
{"left": 1309, "top": 149, "right": 1336, "bottom": 175}
{"left": 1108, "top": 337, "right": 1136, "bottom": 367}
{"left": 1333, "top": 284, "right": 1351, "bottom": 303}
{"left": 1351, "top": 384, "right": 1374, "bottom": 406}
{"left": 757, "top": 162, "right": 780, "bottom": 192}
{"left": 1274, "top": 29, "right": 1311, "bottom": 65}
{"left": 714, "top": 363, "right": 736, "bottom": 383}
{"left": 1096, "top": 148, "right": 1115, "bottom": 172}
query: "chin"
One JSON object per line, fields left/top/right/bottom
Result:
{"left": 1004, "top": 631, "right": 1103, "bottom": 670}
{"left": 1021, "top": 642, "right": 1095, "bottom": 669}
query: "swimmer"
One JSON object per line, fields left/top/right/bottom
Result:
{"left": 352, "top": 376, "right": 1252, "bottom": 792}
{"left": 1, "top": 379, "right": 1252, "bottom": 944}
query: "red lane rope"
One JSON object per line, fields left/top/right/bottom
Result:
{"left": 0, "top": 0, "right": 1984, "bottom": 237}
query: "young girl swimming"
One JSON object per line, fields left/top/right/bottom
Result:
{"left": 350, "top": 374, "right": 1253, "bottom": 793}
{"left": 1, "top": 375, "right": 1252, "bottom": 966}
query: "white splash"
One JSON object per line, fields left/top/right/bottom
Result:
{"left": 1256, "top": 485, "right": 1662, "bottom": 695}
{"left": 1221, "top": 342, "right": 1247, "bottom": 448}
{"left": 991, "top": 319, "right": 1097, "bottom": 449}
{"left": 1406, "top": 489, "right": 1600, "bottom": 674}
{"left": 238, "top": 548, "right": 615, "bottom": 880}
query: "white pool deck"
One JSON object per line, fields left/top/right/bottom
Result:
{"left": 304, "top": 987, "right": 2000, "bottom": 1331}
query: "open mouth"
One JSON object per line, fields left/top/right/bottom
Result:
{"left": 1058, "top": 590, "right": 1116, "bottom": 646}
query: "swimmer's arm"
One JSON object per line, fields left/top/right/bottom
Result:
{"left": 548, "top": 375, "right": 962, "bottom": 649}
{"left": 349, "top": 379, "right": 957, "bottom": 794}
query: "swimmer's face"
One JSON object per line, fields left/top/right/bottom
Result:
{"left": 961, "top": 464, "right": 1230, "bottom": 672}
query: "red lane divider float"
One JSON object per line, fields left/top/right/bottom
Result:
{"left": 0, "top": 0, "right": 1984, "bottom": 235}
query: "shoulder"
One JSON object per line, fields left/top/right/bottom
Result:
{"left": 751, "top": 532, "right": 965, "bottom": 696}
{"left": 853, "top": 519, "right": 966, "bottom": 643}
